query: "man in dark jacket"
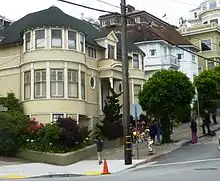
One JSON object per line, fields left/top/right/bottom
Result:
{"left": 96, "top": 137, "right": 104, "bottom": 165}
{"left": 190, "top": 117, "right": 197, "bottom": 144}
{"left": 212, "top": 111, "right": 217, "bottom": 125}
{"left": 202, "top": 109, "right": 211, "bottom": 135}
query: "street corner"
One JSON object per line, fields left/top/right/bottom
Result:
{"left": 84, "top": 171, "right": 103, "bottom": 176}
{"left": 0, "top": 174, "right": 29, "bottom": 179}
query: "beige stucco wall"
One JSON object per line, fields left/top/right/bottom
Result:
{"left": 0, "top": 30, "right": 145, "bottom": 124}
{"left": 184, "top": 30, "right": 220, "bottom": 70}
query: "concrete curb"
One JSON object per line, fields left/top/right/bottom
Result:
{"left": 130, "top": 126, "right": 220, "bottom": 169}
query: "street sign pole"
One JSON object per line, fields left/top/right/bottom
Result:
{"left": 135, "top": 105, "right": 139, "bottom": 160}
{"left": 131, "top": 104, "right": 142, "bottom": 160}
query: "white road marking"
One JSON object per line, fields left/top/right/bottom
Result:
{"left": 143, "top": 157, "right": 220, "bottom": 168}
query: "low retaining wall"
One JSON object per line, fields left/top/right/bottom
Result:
{"left": 104, "top": 137, "right": 123, "bottom": 148}
{"left": 17, "top": 144, "right": 97, "bottom": 166}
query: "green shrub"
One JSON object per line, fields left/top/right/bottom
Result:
{"left": 0, "top": 111, "right": 29, "bottom": 156}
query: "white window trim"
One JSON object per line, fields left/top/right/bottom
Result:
{"left": 79, "top": 32, "right": 85, "bottom": 53}
{"left": 89, "top": 76, "right": 96, "bottom": 89}
{"left": 50, "top": 113, "right": 67, "bottom": 123}
{"left": 50, "top": 69, "right": 64, "bottom": 98}
{"left": 34, "top": 69, "right": 46, "bottom": 98}
{"left": 67, "top": 29, "right": 77, "bottom": 51}
{"left": 34, "top": 28, "right": 46, "bottom": 50}
{"left": 23, "top": 31, "right": 32, "bottom": 53}
{"left": 50, "top": 28, "right": 63, "bottom": 49}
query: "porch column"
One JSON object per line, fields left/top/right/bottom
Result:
{"left": 131, "top": 79, "right": 134, "bottom": 104}
{"left": 30, "top": 63, "right": 34, "bottom": 100}
{"left": 99, "top": 78, "right": 102, "bottom": 114}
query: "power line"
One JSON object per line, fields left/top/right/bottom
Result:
{"left": 96, "top": 0, "right": 120, "bottom": 8}
{"left": 146, "top": 25, "right": 220, "bottom": 63}
{"left": 57, "top": 0, "right": 117, "bottom": 14}
{"left": 57, "top": 0, "right": 218, "bottom": 64}
{"left": 0, "top": 33, "right": 51, "bottom": 66}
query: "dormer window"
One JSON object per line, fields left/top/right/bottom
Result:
{"left": 25, "top": 32, "right": 31, "bottom": 51}
{"left": 68, "top": 30, "right": 76, "bottom": 50}
{"left": 51, "top": 29, "right": 62, "bottom": 48}
{"left": 80, "top": 33, "right": 85, "bottom": 52}
{"left": 35, "top": 29, "right": 45, "bottom": 49}
{"left": 108, "top": 44, "right": 115, "bottom": 59}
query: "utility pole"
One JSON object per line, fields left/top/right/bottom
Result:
{"left": 121, "top": 0, "right": 132, "bottom": 165}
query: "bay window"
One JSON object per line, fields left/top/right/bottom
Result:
{"left": 68, "top": 30, "right": 76, "bottom": 49}
{"left": 51, "top": 29, "right": 62, "bottom": 48}
{"left": 25, "top": 32, "right": 31, "bottom": 51}
{"left": 24, "top": 71, "right": 31, "bottom": 99}
{"left": 50, "top": 69, "right": 64, "bottom": 97}
{"left": 68, "top": 69, "right": 78, "bottom": 98}
{"left": 81, "top": 71, "right": 85, "bottom": 100}
{"left": 35, "top": 29, "right": 45, "bottom": 49}
{"left": 34, "top": 70, "right": 46, "bottom": 98}
{"left": 80, "top": 33, "right": 85, "bottom": 52}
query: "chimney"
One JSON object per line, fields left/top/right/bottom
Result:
{"left": 127, "top": 5, "right": 135, "bottom": 13}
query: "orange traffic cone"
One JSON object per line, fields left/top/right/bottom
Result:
{"left": 102, "top": 159, "right": 110, "bottom": 174}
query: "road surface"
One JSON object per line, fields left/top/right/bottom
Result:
{"left": 19, "top": 133, "right": 220, "bottom": 181}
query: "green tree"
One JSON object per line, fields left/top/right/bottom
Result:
{"left": 0, "top": 92, "right": 28, "bottom": 155}
{"left": 194, "top": 66, "right": 220, "bottom": 111}
{"left": 0, "top": 92, "right": 23, "bottom": 113}
{"left": 139, "top": 70, "right": 195, "bottom": 143}
{"left": 99, "top": 84, "right": 123, "bottom": 140}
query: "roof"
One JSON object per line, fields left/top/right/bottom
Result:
{"left": 0, "top": 6, "right": 102, "bottom": 47}
{"left": 0, "top": 6, "right": 142, "bottom": 54}
{"left": 98, "top": 28, "right": 145, "bottom": 56}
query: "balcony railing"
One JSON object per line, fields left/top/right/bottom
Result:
{"left": 164, "top": 55, "right": 180, "bottom": 68}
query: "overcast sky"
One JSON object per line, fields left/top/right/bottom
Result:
{"left": 0, "top": 0, "right": 204, "bottom": 26}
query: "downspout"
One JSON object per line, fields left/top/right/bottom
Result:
{"left": 19, "top": 43, "right": 22, "bottom": 102}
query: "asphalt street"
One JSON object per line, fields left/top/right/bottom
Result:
{"left": 16, "top": 132, "right": 220, "bottom": 181}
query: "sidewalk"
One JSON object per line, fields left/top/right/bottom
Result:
{"left": 0, "top": 120, "right": 219, "bottom": 178}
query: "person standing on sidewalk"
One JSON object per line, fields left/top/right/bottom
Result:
{"left": 212, "top": 110, "right": 217, "bottom": 125}
{"left": 190, "top": 117, "right": 198, "bottom": 144}
{"left": 202, "top": 109, "right": 211, "bottom": 135}
{"left": 96, "top": 137, "right": 104, "bottom": 165}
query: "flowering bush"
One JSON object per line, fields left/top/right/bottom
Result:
{"left": 23, "top": 118, "right": 93, "bottom": 153}
{"left": 28, "top": 118, "right": 44, "bottom": 135}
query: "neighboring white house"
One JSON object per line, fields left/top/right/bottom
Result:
{"left": 188, "top": 0, "right": 220, "bottom": 26}
{"left": 135, "top": 40, "right": 199, "bottom": 82}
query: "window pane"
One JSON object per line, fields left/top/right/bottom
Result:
{"left": 68, "top": 83, "right": 78, "bottom": 97}
{"left": 51, "top": 82, "right": 56, "bottom": 96}
{"left": 58, "top": 82, "right": 64, "bottom": 96}
{"left": 35, "top": 82, "right": 41, "bottom": 96}
{"left": 108, "top": 45, "right": 115, "bottom": 59}
{"left": 35, "top": 71, "right": 41, "bottom": 81}
{"left": 58, "top": 71, "right": 63, "bottom": 81}
{"left": 68, "top": 31, "right": 76, "bottom": 49}
{"left": 81, "top": 85, "right": 85, "bottom": 99}
{"left": 42, "top": 82, "right": 46, "bottom": 97}
{"left": 35, "top": 30, "right": 45, "bottom": 48}
{"left": 50, "top": 70, "right": 56, "bottom": 81}
{"left": 209, "top": 1, "right": 216, "bottom": 9}
{"left": 51, "top": 29, "right": 62, "bottom": 47}
{"left": 42, "top": 71, "right": 46, "bottom": 81}
{"left": 24, "top": 84, "right": 31, "bottom": 99}
{"left": 133, "top": 54, "right": 139, "bottom": 68}
{"left": 201, "top": 39, "right": 212, "bottom": 51}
